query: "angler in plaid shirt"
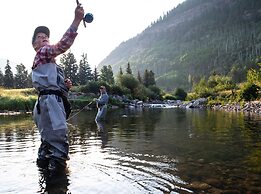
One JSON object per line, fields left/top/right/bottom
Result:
{"left": 31, "top": 4, "right": 84, "bottom": 173}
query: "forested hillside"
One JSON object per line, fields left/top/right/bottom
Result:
{"left": 98, "top": 0, "right": 261, "bottom": 91}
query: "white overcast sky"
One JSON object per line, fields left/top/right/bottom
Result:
{"left": 0, "top": 0, "right": 185, "bottom": 70}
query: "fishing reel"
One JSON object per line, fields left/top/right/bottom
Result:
{"left": 84, "top": 13, "right": 93, "bottom": 23}
{"left": 76, "top": 0, "right": 94, "bottom": 27}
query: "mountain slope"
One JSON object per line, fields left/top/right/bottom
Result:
{"left": 98, "top": 0, "right": 261, "bottom": 91}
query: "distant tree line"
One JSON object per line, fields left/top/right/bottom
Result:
{"left": 0, "top": 51, "right": 164, "bottom": 101}
{"left": 0, "top": 60, "right": 31, "bottom": 88}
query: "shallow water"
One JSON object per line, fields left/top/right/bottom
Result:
{"left": 0, "top": 108, "right": 260, "bottom": 194}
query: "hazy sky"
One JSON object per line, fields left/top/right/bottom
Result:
{"left": 0, "top": 0, "right": 185, "bottom": 70}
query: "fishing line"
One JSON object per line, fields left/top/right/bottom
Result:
{"left": 66, "top": 101, "right": 93, "bottom": 121}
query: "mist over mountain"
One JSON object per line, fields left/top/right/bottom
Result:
{"left": 98, "top": 0, "right": 261, "bottom": 91}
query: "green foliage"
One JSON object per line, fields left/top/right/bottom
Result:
{"left": 148, "top": 85, "right": 162, "bottom": 100}
{"left": 78, "top": 53, "right": 93, "bottom": 85}
{"left": 193, "top": 78, "right": 215, "bottom": 98}
{"left": 143, "top": 69, "right": 156, "bottom": 87}
{"left": 239, "top": 83, "right": 260, "bottom": 101}
{"left": 0, "top": 69, "right": 3, "bottom": 86}
{"left": 207, "top": 75, "right": 235, "bottom": 91}
{"left": 3, "top": 60, "right": 14, "bottom": 88}
{"left": 126, "top": 62, "right": 132, "bottom": 74}
{"left": 99, "top": 65, "right": 114, "bottom": 84}
{"left": 14, "top": 63, "right": 30, "bottom": 88}
{"left": 163, "top": 93, "right": 176, "bottom": 100}
{"left": 247, "top": 64, "right": 261, "bottom": 87}
{"left": 79, "top": 80, "right": 100, "bottom": 94}
{"left": 133, "top": 85, "right": 149, "bottom": 101}
{"left": 70, "top": 98, "right": 93, "bottom": 109}
{"left": 110, "top": 84, "right": 125, "bottom": 96}
{"left": 93, "top": 66, "right": 99, "bottom": 81}
{"left": 108, "top": 97, "right": 125, "bottom": 108}
{"left": 0, "top": 96, "right": 36, "bottom": 111}
{"left": 118, "top": 74, "right": 139, "bottom": 94}
{"left": 137, "top": 71, "right": 142, "bottom": 83}
{"left": 60, "top": 50, "right": 78, "bottom": 84}
{"left": 173, "top": 88, "right": 187, "bottom": 100}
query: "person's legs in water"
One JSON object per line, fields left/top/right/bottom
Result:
{"left": 95, "top": 106, "right": 107, "bottom": 122}
{"left": 47, "top": 140, "right": 69, "bottom": 173}
{"left": 37, "top": 140, "right": 51, "bottom": 169}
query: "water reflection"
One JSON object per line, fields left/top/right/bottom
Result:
{"left": 0, "top": 109, "right": 260, "bottom": 193}
{"left": 96, "top": 120, "right": 108, "bottom": 148}
{"left": 38, "top": 168, "right": 70, "bottom": 194}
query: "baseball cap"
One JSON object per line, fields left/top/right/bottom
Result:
{"left": 32, "top": 26, "right": 50, "bottom": 44}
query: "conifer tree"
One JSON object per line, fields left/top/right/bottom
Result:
{"left": 143, "top": 69, "right": 150, "bottom": 87}
{"left": 93, "top": 66, "right": 99, "bottom": 81}
{"left": 3, "top": 60, "right": 14, "bottom": 88}
{"left": 143, "top": 69, "right": 156, "bottom": 87}
{"left": 0, "top": 69, "right": 4, "bottom": 86}
{"left": 126, "top": 62, "right": 132, "bottom": 74}
{"left": 78, "top": 53, "right": 93, "bottom": 85}
{"left": 99, "top": 65, "right": 114, "bottom": 84}
{"left": 60, "top": 50, "right": 78, "bottom": 85}
{"left": 119, "top": 67, "right": 123, "bottom": 75}
{"left": 14, "top": 63, "right": 30, "bottom": 88}
{"left": 137, "top": 70, "right": 142, "bottom": 83}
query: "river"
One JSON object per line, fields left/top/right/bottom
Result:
{"left": 0, "top": 108, "right": 260, "bottom": 193}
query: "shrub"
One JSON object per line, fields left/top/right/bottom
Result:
{"left": 240, "top": 83, "right": 260, "bottom": 101}
{"left": 173, "top": 88, "right": 187, "bottom": 100}
{"left": 163, "top": 93, "right": 176, "bottom": 100}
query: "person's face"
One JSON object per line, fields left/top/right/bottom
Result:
{"left": 33, "top": 32, "right": 49, "bottom": 51}
{"left": 100, "top": 87, "right": 105, "bottom": 93}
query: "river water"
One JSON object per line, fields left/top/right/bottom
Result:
{"left": 0, "top": 108, "right": 260, "bottom": 194}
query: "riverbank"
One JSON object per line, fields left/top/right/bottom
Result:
{"left": 0, "top": 93, "right": 260, "bottom": 116}
{"left": 210, "top": 101, "right": 261, "bottom": 115}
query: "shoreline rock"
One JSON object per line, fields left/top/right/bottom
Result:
{"left": 210, "top": 101, "right": 261, "bottom": 115}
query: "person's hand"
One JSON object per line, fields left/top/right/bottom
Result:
{"left": 93, "top": 98, "right": 97, "bottom": 102}
{"left": 73, "top": 4, "right": 84, "bottom": 27}
{"left": 65, "top": 78, "right": 72, "bottom": 89}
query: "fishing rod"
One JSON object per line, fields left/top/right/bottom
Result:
{"left": 76, "top": 0, "right": 94, "bottom": 27}
{"left": 66, "top": 100, "right": 94, "bottom": 121}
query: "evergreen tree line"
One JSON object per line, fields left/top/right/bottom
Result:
{"left": 60, "top": 51, "right": 157, "bottom": 91}
{"left": 0, "top": 60, "right": 31, "bottom": 88}
{"left": 0, "top": 51, "right": 161, "bottom": 101}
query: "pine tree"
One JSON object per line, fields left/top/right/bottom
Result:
{"left": 3, "top": 60, "right": 14, "bottom": 88}
{"left": 148, "top": 70, "right": 156, "bottom": 86}
{"left": 126, "top": 62, "right": 132, "bottom": 74}
{"left": 143, "top": 69, "right": 156, "bottom": 87}
{"left": 0, "top": 69, "right": 4, "bottom": 86}
{"left": 60, "top": 50, "right": 78, "bottom": 85}
{"left": 93, "top": 66, "right": 99, "bottom": 81}
{"left": 143, "top": 69, "right": 149, "bottom": 87}
{"left": 78, "top": 53, "right": 93, "bottom": 85}
{"left": 100, "top": 65, "right": 114, "bottom": 84}
{"left": 107, "top": 65, "right": 115, "bottom": 84}
{"left": 119, "top": 67, "right": 123, "bottom": 75}
{"left": 137, "top": 70, "right": 142, "bottom": 83}
{"left": 14, "top": 63, "right": 30, "bottom": 88}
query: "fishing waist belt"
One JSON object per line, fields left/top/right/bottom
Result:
{"left": 36, "top": 89, "right": 71, "bottom": 119}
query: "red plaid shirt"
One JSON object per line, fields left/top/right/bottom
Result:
{"left": 32, "top": 27, "right": 78, "bottom": 69}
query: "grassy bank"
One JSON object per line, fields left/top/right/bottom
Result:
{"left": 0, "top": 88, "right": 95, "bottom": 113}
{"left": 0, "top": 88, "right": 37, "bottom": 112}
